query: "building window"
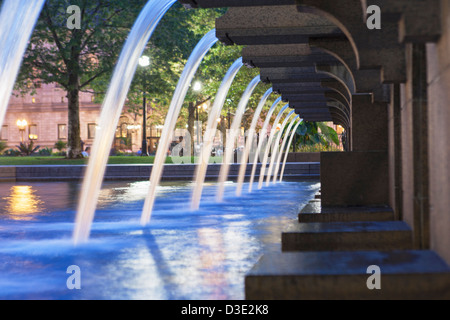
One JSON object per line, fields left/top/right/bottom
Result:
{"left": 120, "top": 123, "right": 128, "bottom": 138}
{"left": 1, "top": 126, "right": 8, "bottom": 141}
{"left": 88, "top": 123, "right": 97, "bottom": 139}
{"left": 32, "top": 97, "right": 36, "bottom": 104}
{"left": 58, "top": 124, "right": 67, "bottom": 140}
{"left": 148, "top": 125, "right": 163, "bottom": 138}
{"left": 28, "top": 124, "right": 38, "bottom": 140}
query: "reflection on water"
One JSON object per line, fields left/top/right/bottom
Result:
{"left": 198, "top": 228, "right": 228, "bottom": 299}
{"left": 0, "top": 180, "right": 320, "bottom": 300}
{"left": 2, "top": 186, "right": 44, "bottom": 221}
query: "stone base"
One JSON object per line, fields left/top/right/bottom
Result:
{"left": 299, "top": 200, "right": 395, "bottom": 223}
{"left": 321, "top": 152, "right": 389, "bottom": 206}
{"left": 245, "top": 250, "right": 450, "bottom": 300}
{"left": 282, "top": 221, "right": 413, "bottom": 251}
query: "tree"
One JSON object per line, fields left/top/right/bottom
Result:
{"left": 18, "top": 1, "right": 270, "bottom": 159}
{"left": 119, "top": 3, "right": 271, "bottom": 152}
{"left": 17, "top": 0, "right": 146, "bottom": 158}
{"left": 293, "top": 121, "right": 340, "bottom": 151}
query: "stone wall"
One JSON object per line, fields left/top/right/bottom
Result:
{"left": 426, "top": 0, "right": 450, "bottom": 263}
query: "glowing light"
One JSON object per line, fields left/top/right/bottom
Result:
{"left": 193, "top": 81, "right": 202, "bottom": 92}
{"left": 3, "top": 185, "right": 43, "bottom": 221}
{"left": 138, "top": 55, "right": 150, "bottom": 67}
{"left": 16, "top": 119, "right": 27, "bottom": 129}
{"left": 127, "top": 125, "right": 141, "bottom": 130}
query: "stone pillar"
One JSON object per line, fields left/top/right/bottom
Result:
{"left": 351, "top": 94, "right": 388, "bottom": 152}
{"left": 321, "top": 94, "right": 389, "bottom": 207}
{"left": 426, "top": 0, "right": 450, "bottom": 264}
{"left": 388, "top": 84, "right": 403, "bottom": 220}
{"left": 401, "top": 43, "right": 430, "bottom": 250}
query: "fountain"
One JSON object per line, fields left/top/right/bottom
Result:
{"left": 257, "top": 103, "right": 290, "bottom": 190}
{"left": 248, "top": 97, "right": 282, "bottom": 193}
{"left": 235, "top": 88, "right": 273, "bottom": 197}
{"left": 279, "top": 119, "right": 304, "bottom": 182}
{"left": 0, "top": 0, "right": 46, "bottom": 129}
{"left": 0, "top": 0, "right": 323, "bottom": 300}
{"left": 216, "top": 75, "right": 260, "bottom": 202}
{"left": 264, "top": 110, "right": 296, "bottom": 186}
{"left": 73, "top": 0, "right": 177, "bottom": 244}
{"left": 140, "top": 29, "right": 218, "bottom": 226}
{"left": 272, "top": 115, "right": 300, "bottom": 183}
{"left": 190, "top": 58, "right": 244, "bottom": 211}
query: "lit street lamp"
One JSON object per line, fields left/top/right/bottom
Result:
{"left": 16, "top": 119, "right": 27, "bottom": 142}
{"left": 193, "top": 81, "right": 202, "bottom": 146}
{"left": 139, "top": 55, "right": 150, "bottom": 156}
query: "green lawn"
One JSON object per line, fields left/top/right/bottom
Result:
{"left": 0, "top": 156, "right": 224, "bottom": 166}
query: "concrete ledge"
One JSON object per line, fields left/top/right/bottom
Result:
{"left": 299, "top": 200, "right": 395, "bottom": 222}
{"left": 0, "top": 162, "right": 320, "bottom": 182}
{"left": 282, "top": 221, "right": 413, "bottom": 252}
{"left": 0, "top": 166, "right": 16, "bottom": 182}
{"left": 285, "top": 152, "right": 321, "bottom": 162}
{"left": 245, "top": 250, "right": 450, "bottom": 300}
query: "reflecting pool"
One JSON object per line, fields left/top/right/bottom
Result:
{"left": 0, "top": 180, "right": 319, "bottom": 300}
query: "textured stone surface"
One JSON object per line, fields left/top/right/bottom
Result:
{"left": 216, "top": 5, "right": 342, "bottom": 45}
{"left": 299, "top": 200, "right": 394, "bottom": 223}
{"left": 388, "top": 84, "right": 403, "bottom": 220}
{"left": 351, "top": 94, "right": 388, "bottom": 152}
{"left": 426, "top": 0, "right": 450, "bottom": 265}
{"left": 246, "top": 250, "right": 450, "bottom": 300}
{"left": 321, "top": 152, "right": 389, "bottom": 206}
{"left": 282, "top": 221, "right": 413, "bottom": 251}
{"left": 296, "top": 0, "right": 407, "bottom": 83}
{"left": 360, "top": 0, "right": 441, "bottom": 43}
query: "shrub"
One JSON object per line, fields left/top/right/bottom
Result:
{"left": 54, "top": 140, "right": 67, "bottom": 152}
{"left": 0, "top": 141, "right": 7, "bottom": 155}
{"left": 16, "top": 141, "right": 40, "bottom": 156}
{"left": 4, "top": 148, "right": 20, "bottom": 157}
{"left": 38, "top": 147, "right": 53, "bottom": 156}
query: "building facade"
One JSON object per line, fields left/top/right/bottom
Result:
{"left": 1, "top": 83, "right": 162, "bottom": 154}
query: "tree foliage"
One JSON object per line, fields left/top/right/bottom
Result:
{"left": 294, "top": 121, "right": 340, "bottom": 148}
{"left": 120, "top": 3, "right": 271, "bottom": 129}
{"left": 17, "top": 0, "right": 147, "bottom": 158}
{"left": 17, "top": 1, "right": 273, "bottom": 156}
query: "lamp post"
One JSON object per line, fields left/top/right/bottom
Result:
{"left": 139, "top": 55, "right": 150, "bottom": 156}
{"left": 193, "top": 81, "right": 202, "bottom": 147}
{"left": 16, "top": 119, "right": 27, "bottom": 142}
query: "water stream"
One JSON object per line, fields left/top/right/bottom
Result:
{"left": 265, "top": 110, "right": 296, "bottom": 186}
{"left": 0, "top": 0, "right": 46, "bottom": 129}
{"left": 272, "top": 115, "right": 300, "bottom": 183}
{"left": 190, "top": 58, "right": 244, "bottom": 211}
{"left": 216, "top": 75, "right": 260, "bottom": 202}
{"left": 74, "top": 0, "right": 177, "bottom": 244}
{"left": 141, "top": 29, "right": 218, "bottom": 226}
{"left": 257, "top": 104, "right": 289, "bottom": 190}
{"left": 235, "top": 88, "right": 273, "bottom": 197}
